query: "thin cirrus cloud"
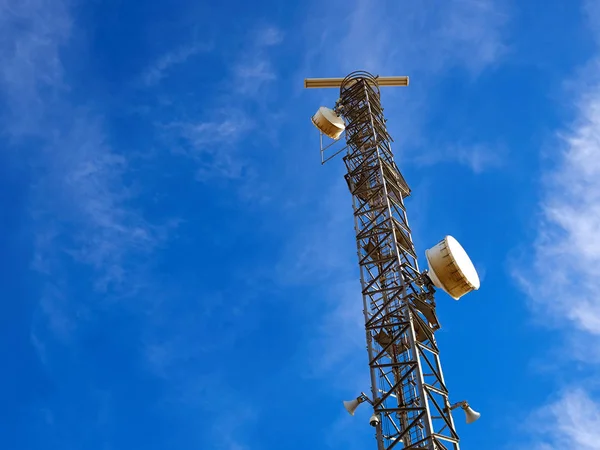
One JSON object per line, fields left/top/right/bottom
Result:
{"left": 165, "top": 109, "right": 255, "bottom": 180}
{"left": 513, "top": 73, "right": 600, "bottom": 446}
{"left": 166, "top": 115, "right": 257, "bottom": 184}
{"left": 410, "top": 143, "right": 506, "bottom": 173}
{"left": 512, "top": 3, "right": 600, "bottom": 447}
{"left": 0, "top": 0, "right": 169, "bottom": 351}
{"left": 254, "top": 25, "right": 283, "bottom": 47}
{"left": 432, "top": 0, "right": 509, "bottom": 74}
{"left": 161, "top": 26, "right": 283, "bottom": 182}
{"left": 301, "top": 0, "right": 509, "bottom": 77}
{"left": 139, "top": 42, "right": 212, "bottom": 87}
{"left": 584, "top": 0, "right": 600, "bottom": 45}
{"left": 515, "top": 64, "right": 600, "bottom": 339}
{"left": 0, "top": 0, "right": 71, "bottom": 135}
{"left": 230, "top": 27, "right": 283, "bottom": 96}
{"left": 525, "top": 389, "right": 600, "bottom": 450}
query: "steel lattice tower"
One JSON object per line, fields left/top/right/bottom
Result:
{"left": 331, "top": 71, "right": 460, "bottom": 450}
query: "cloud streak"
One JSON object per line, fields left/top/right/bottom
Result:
{"left": 166, "top": 108, "right": 255, "bottom": 180}
{"left": 512, "top": 3, "right": 600, "bottom": 446}
{"left": 0, "top": 0, "right": 71, "bottom": 135}
{"left": 1, "top": 0, "right": 170, "bottom": 352}
{"left": 516, "top": 66, "right": 600, "bottom": 336}
{"left": 526, "top": 389, "right": 600, "bottom": 450}
{"left": 140, "top": 42, "right": 211, "bottom": 87}
{"left": 513, "top": 73, "right": 600, "bottom": 444}
{"left": 301, "top": 0, "right": 509, "bottom": 77}
{"left": 411, "top": 143, "right": 506, "bottom": 173}
{"left": 161, "top": 25, "right": 284, "bottom": 184}
{"left": 432, "top": 0, "right": 509, "bottom": 74}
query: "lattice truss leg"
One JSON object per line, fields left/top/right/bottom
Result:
{"left": 338, "top": 73, "right": 460, "bottom": 450}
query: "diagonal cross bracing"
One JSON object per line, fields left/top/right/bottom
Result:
{"left": 338, "top": 72, "right": 459, "bottom": 450}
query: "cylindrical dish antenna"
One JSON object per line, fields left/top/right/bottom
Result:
{"left": 425, "top": 235, "right": 480, "bottom": 300}
{"left": 311, "top": 106, "right": 346, "bottom": 140}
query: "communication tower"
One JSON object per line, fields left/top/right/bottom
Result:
{"left": 305, "top": 71, "right": 481, "bottom": 450}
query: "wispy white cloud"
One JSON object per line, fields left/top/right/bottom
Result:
{"left": 584, "top": 0, "right": 600, "bottom": 44}
{"left": 512, "top": 4, "right": 600, "bottom": 447}
{"left": 176, "top": 109, "right": 254, "bottom": 147}
{"left": 515, "top": 68, "right": 600, "bottom": 337}
{"left": 0, "top": 0, "right": 170, "bottom": 349}
{"left": 432, "top": 0, "right": 509, "bottom": 74}
{"left": 161, "top": 25, "right": 283, "bottom": 182}
{"left": 525, "top": 389, "right": 600, "bottom": 450}
{"left": 455, "top": 145, "right": 505, "bottom": 173}
{"left": 140, "top": 42, "right": 211, "bottom": 87}
{"left": 233, "top": 58, "right": 277, "bottom": 95}
{"left": 33, "top": 115, "right": 167, "bottom": 292}
{"left": 412, "top": 143, "right": 506, "bottom": 173}
{"left": 231, "top": 26, "right": 283, "bottom": 96}
{"left": 0, "top": 0, "right": 71, "bottom": 135}
{"left": 254, "top": 25, "right": 283, "bottom": 47}
{"left": 165, "top": 108, "right": 254, "bottom": 180}
{"left": 302, "top": 0, "right": 509, "bottom": 77}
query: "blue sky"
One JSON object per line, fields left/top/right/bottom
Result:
{"left": 1, "top": 0, "right": 600, "bottom": 449}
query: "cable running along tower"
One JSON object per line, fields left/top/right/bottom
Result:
{"left": 305, "top": 71, "right": 481, "bottom": 450}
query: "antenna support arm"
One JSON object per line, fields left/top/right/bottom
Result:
{"left": 304, "top": 76, "right": 409, "bottom": 89}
